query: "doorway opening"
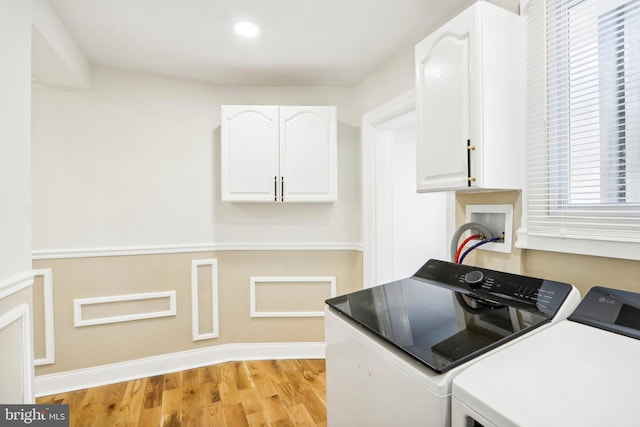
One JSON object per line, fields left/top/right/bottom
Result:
{"left": 362, "top": 91, "right": 454, "bottom": 287}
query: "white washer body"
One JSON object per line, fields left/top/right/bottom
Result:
{"left": 452, "top": 320, "right": 640, "bottom": 427}
{"left": 325, "top": 285, "right": 580, "bottom": 427}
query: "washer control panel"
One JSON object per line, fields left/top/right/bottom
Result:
{"left": 461, "top": 271, "right": 559, "bottom": 308}
{"left": 414, "top": 259, "right": 574, "bottom": 317}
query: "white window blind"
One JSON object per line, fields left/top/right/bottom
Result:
{"left": 521, "top": 0, "right": 640, "bottom": 259}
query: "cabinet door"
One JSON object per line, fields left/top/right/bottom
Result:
{"left": 221, "top": 105, "right": 279, "bottom": 201}
{"left": 279, "top": 106, "right": 337, "bottom": 202}
{"left": 415, "top": 5, "right": 476, "bottom": 191}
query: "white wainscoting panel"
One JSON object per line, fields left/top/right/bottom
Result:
{"left": 250, "top": 276, "right": 336, "bottom": 318}
{"left": 191, "top": 259, "right": 219, "bottom": 341}
{"left": 33, "top": 269, "right": 55, "bottom": 366}
{"left": 0, "top": 304, "right": 33, "bottom": 403}
{"left": 73, "top": 291, "right": 177, "bottom": 327}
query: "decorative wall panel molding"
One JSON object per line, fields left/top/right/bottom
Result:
{"left": 34, "top": 341, "right": 325, "bottom": 397}
{"left": 33, "top": 269, "right": 55, "bottom": 366}
{"left": 73, "top": 291, "right": 177, "bottom": 327}
{"left": 250, "top": 276, "right": 337, "bottom": 318}
{"left": 0, "top": 270, "right": 35, "bottom": 300}
{"left": 32, "top": 242, "right": 363, "bottom": 259}
{"left": 0, "top": 304, "right": 33, "bottom": 403}
{"left": 191, "top": 259, "right": 219, "bottom": 341}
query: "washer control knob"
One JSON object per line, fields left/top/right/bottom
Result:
{"left": 465, "top": 270, "right": 484, "bottom": 285}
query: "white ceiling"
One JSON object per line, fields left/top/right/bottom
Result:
{"left": 46, "top": 0, "right": 519, "bottom": 86}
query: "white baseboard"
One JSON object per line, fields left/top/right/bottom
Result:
{"left": 34, "top": 342, "right": 325, "bottom": 397}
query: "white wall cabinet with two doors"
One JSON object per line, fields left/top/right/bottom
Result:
{"left": 221, "top": 105, "right": 337, "bottom": 202}
{"left": 414, "top": 1, "right": 522, "bottom": 192}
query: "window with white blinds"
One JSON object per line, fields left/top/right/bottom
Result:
{"left": 521, "top": 0, "right": 640, "bottom": 259}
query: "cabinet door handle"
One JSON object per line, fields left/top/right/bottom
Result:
{"left": 274, "top": 176, "right": 278, "bottom": 201}
{"left": 466, "top": 139, "right": 475, "bottom": 187}
{"left": 281, "top": 177, "right": 284, "bottom": 202}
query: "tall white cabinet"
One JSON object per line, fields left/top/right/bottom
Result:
{"left": 414, "top": 1, "right": 522, "bottom": 192}
{"left": 221, "top": 105, "right": 337, "bottom": 202}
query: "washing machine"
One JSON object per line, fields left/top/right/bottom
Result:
{"left": 324, "top": 259, "right": 581, "bottom": 427}
{"left": 451, "top": 286, "right": 640, "bottom": 427}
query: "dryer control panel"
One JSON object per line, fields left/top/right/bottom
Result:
{"left": 569, "top": 286, "right": 640, "bottom": 340}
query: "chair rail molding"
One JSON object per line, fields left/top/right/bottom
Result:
{"left": 32, "top": 242, "right": 363, "bottom": 259}
{"left": 0, "top": 270, "right": 35, "bottom": 300}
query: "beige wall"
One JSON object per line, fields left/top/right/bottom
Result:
{"left": 33, "top": 250, "right": 362, "bottom": 375}
{"left": 521, "top": 251, "right": 640, "bottom": 297}
{"left": 456, "top": 191, "right": 640, "bottom": 297}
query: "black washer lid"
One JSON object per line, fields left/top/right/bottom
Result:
{"left": 569, "top": 286, "right": 640, "bottom": 340}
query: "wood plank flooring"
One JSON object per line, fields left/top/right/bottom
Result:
{"left": 36, "top": 359, "right": 327, "bottom": 427}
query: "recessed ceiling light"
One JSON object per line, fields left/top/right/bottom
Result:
{"left": 234, "top": 22, "right": 259, "bottom": 37}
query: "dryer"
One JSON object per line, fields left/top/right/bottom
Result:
{"left": 325, "top": 259, "right": 581, "bottom": 427}
{"left": 451, "top": 286, "right": 640, "bottom": 427}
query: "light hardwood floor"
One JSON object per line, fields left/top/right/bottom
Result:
{"left": 36, "top": 359, "right": 327, "bottom": 427}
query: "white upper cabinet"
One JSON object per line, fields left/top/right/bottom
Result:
{"left": 221, "top": 105, "right": 337, "bottom": 202}
{"left": 415, "top": 1, "right": 522, "bottom": 192}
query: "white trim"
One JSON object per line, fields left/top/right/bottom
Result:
{"left": 0, "top": 304, "right": 34, "bottom": 403}
{"left": 212, "top": 242, "right": 362, "bottom": 252}
{"left": 362, "top": 90, "right": 416, "bottom": 288}
{"left": 191, "top": 259, "right": 219, "bottom": 341}
{"left": 34, "top": 341, "right": 325, "bottom": 397}
{"left": 0, "top": 270, "right": 35, "bottom": 300}
{"left": 33, "top": 269, "right": 55, "bottom": 366}
{"left": 73, "top": 291, "right": 177, "bottom": 327}
{"left": 516, "top": 229, "right": 640, "bottom": 261}
{"left": 250, "top": 276, "right": 337, "bottom": 318}
{"left": 32, "top": 243, "right": 216, "bottom": 259}
{"left": 32, "top": 242, "right": 363, "bottom": 259}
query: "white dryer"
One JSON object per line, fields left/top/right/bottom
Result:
{"left": 452, "top": 286, "right": 640, "bottom": 427}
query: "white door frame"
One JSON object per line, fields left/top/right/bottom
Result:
{"left": 361, "top": 90, "right": 455, "bottom": 288}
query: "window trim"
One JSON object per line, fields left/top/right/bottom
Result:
{"left": 516, "top": 226, "right": 640, "bottom": 260}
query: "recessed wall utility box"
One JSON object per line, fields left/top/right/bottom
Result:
{"left": 465, "top": 204, "right": 513, "bottom": 254}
